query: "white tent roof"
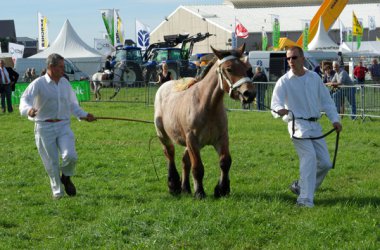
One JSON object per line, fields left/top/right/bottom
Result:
{"left": 30, "top": 20, "right": 103, "bottom": 59}
{"left": 308, "top": 18, "right": 339, "bottom": 51}
{"left": 340, "top": 41, "right": 380, "bottom": 54}
{"left": 30, "top": 20, "right": 104, "bottom": 75}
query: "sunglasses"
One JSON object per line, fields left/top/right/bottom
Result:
{"left": 286, "top": 56, "right": 299, "bottom": 61}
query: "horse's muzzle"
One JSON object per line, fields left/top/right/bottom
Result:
{"left": 242, "top": 89, "right": 256, "bottom": 103}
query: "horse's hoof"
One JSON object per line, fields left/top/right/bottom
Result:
{"left": 168, "top": 178, "right": 181, "bottom": 195}
{"left": 181, "top": 187, "right": 192, "bottom": 195}
{"left": 214, "top": 183, "right": 230, "bottom": 198}
{"left": 194, "top": 190, "right": 206, "bottom": 199}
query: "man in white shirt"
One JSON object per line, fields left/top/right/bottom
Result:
{"left": 19, "top": 53, "right": 96, "bottom": 199}
{"left": 271, "top": 46, "right": 342, "bottom": 208}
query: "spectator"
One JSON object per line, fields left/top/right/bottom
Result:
{"left": 0, "top": 59, "right": 18, "bottom": 113}
{"left": 7, "top": 66, "right": 19, "bottom": 93}
{"left": 252, "top": 66, "right": 268, "bottom": 110}
{"left": 158, "top": 62, "right": 172, "bottom": 85}
{"left": 19, "top": 53, "right": 96, "bottom": 199}
{"left": 30, "top": 68, "right": 38, "bottom": 81}
{"left": 40, "top": 68, "right": 47, "bottom": 76}
{"left": 327, "top": 61, "right": 356, "bottom": 119}
{"left": 337, "top": 51, "right": 344, "bottom": 68}
{"left": 314, "top": 62, "right": 322, "bottom": 78}
{"left": 23, "top": 68, "right": 32, "bottom": 82}
{"left": 353, "top": 61, "right": 368, "bottom": 84}
{"left": 368, "top": 58, "right": 380, "bottom": 84}
{"left": 322, "top": 64, "right": 335, "bottom": 84}
{"left": 271, "top": 46, "right": 342, "bottom": 208}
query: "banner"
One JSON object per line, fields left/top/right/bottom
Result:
{"left": 136, "top": 20, "right": 150, "bottom": 51}
{"left": 368, "top": 16, "right": 376, "bottom": 31}
{"left": 94, "top": 38, "right": 114, "bottom": 56}
{"left": 231, "top": 32, "right": 237, "bottom": 49}
{"left": 272, "top": 15, "right": 280, "bottom": 48}
{"left": 8, "top": 42, "right": 24, "bottom": 64}
{"left": 114, "top": 9, "right": 124, "bottom": 46}
{"left": 38, "top": 12, "right": 49, "bottom": 50}
{"left": 357, "top": 18, "right": 363, "bottom": 50}
{"left": 346, "top": 28, "right": 353, "bottom": 42}
{"left": 262, "top": 29, "right": 267, "bottom": 51}
{"left": 302, "top": 20, "right": 310, "bottom": 51}
{"left": 235, "top": 19, "right": 249, "bottom": 39}
{"left": 100, "top": 9, "right": 114, "bottom": 45}
{"left": 352, "top": 12, "right": 363, "bottom": 36}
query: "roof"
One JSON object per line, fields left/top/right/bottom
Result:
{"left": 180, "top": 3, "right": 380, "bottom": 34}
{"left": 0, "top": 20, "right": 16, "bottom": 39}
{"left": 30, "top": 20, "right": 103, "bottom": 59}
{"left": 308, "top": 18, "right": 339, "bottom": 51}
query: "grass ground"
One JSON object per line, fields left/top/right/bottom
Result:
{"left": 0, "top": 102, "right": 379, "bottom": 249}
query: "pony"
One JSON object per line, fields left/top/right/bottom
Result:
{"left": 154, "top": 44, "right": 255, "bottom": 198}
{"left": 91, "top": 62, "right": 127, "bottom": 100}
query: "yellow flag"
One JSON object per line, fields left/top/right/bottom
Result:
{"left": 352, "top": 12, "right": 363, "bottom": 36}
{"left": 377, "top": 37, "right": 380, "bottom": 41}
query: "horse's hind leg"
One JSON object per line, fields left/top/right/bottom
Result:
{"left": 186, "top": 133, "right": 205, "bottom": 199}
{"left": 110, "top": 86, "right": 121, "bottom": 99}
{"left": 181, "top": 149, "right": 191, "bottom": 194}
{"left": 214, "top": 143, "right": 231, "bottom": 198}
{"left": 163, "top": 144, "right": 181, "bottom": 195}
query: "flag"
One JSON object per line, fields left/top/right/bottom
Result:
{"left": 231, "top": 32, "right": 237, "bottom": 49}
{"left": 38, "top": 12, "right": 49, "bottom": 50}
{"left": 272, "top": 15, "right": 280, "bottom": 48}
{"left": 377, "top": 36, "right": 380, "bottom": 41}
{"left": 235, "top": 19, "right": 249, "bottom": 39}
{"left": 136, "top": 20, "right": 150, "bottom": 50}
{"left": 262, "top": 29, "right": 268, "bottom": 51}
{"left": 339, "top": 19, "right": 346, "bottom": 45}
{"left": 357, "top": 35, "right": 361, "bottom": 50}
{"left": 368, "top": 16, "right": 376, "bottom": 31}
{"left": 114, "top": 10, "right": 124, "bottom": 46}
{"left": 302, "top": 20, "right": 310, "bottom": 51}
{"left": 346, "top": 28, "right": 353, "bottom": 42}
{"left": 352, "top": 12, "right": 363, "bottom": 36}
{"left": 100, "top": 9, "right": 114, "bottom": 45}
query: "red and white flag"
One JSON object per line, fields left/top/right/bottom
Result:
{"left": 235, "top": 19, "right": 249, "bottom": 39}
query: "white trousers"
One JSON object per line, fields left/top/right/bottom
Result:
{"left": 34, "top": 121, "right": 77, "bottom": 197}
{"left": 292, "top": 137, "right": 332, "bottom": 207}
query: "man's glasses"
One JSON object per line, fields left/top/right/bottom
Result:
{"left": 286, "top": 56, "right": 299, "bottom": 61}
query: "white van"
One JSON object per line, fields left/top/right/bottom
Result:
{"left": 15, "top": 58, "right": 89, "bottom": 82}
{"left": 248, "top": 51, "right": 338, "bottom": 82}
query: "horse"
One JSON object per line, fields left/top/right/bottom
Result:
{"left": 91, "top": 62, "right": 127, "bottom": 100}
{"left": 154, "top": 44, "right": 255, "bottom": 199}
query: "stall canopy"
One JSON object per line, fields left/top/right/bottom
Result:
{"left": 308, "top": 18, "right": 339, "bottom": 51}
{"left": 30, "top": 20, "right": 104, "bottom": 76}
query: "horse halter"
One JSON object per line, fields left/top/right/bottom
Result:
{"left": 216, "top": 55, "right": 252, "bottom": 96}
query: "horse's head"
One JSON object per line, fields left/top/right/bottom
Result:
{"left": 211, "top": 44, "right": 256, "bottom": 104}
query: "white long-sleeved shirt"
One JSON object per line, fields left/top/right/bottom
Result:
{"left": 19, "top": 74, "right": 87, "bottom": 122}
{"left": 271, "top": 68, "right": 340, "bottom": 138}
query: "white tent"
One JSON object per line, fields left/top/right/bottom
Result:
{"left": 30, "top": 20, "right": 104, "bottom": 76}
{"left": 340, "top": 41, "right": 380, "bottom": 54}
{"left": 308, "top": 18, "right": 339, "bottom": 51}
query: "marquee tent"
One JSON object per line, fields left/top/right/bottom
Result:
{"left": 307, "top": 18, "right": 339, "bottom": 51}
{"left": 30, "top": 20, "right": 104, "bottom": 76}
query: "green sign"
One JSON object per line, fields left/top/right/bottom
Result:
{"left": 12, "top": 80, "right": 91, "bottom": 105}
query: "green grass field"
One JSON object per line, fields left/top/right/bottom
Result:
{"left": 1, "top": 102, "right": 379, "bottom": 249}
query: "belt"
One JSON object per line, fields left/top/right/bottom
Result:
{"left": 44, "top": 119, "right": 62, "bottom": 123}
{"left": 296, "top": 117, "right": 319, "bottom": 122}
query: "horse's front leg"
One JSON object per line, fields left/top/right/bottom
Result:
{"left": 214, "top": 142, "right": 231, "bottom": 198}
{"left": 181, "top": 148, "right": 191, "bottom": 194}
{"left": 186, "top": 133, "right": 205, "bottom": 199}
{"left": 163, "top": 143, "right": 181, "bottom": 195}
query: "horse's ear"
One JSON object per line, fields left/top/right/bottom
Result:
{"left": 236, "top": 43, "right": 246, "bottom": 57}
{"left": 210, "top": 46, "right": 223, "bottom": 60}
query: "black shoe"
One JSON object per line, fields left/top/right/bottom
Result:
{"left": 61, "top": 174, "right": 77, "bottom": 196}
{"left": 289, "top": 180, "right": 300, "bottom": 196}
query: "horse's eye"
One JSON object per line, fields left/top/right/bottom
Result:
{"left": 226, "top": 68, "right": 232, "bottom": 73}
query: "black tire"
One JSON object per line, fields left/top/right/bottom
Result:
{"left": 122, "top": 62, "right": 143, "bottom": 86}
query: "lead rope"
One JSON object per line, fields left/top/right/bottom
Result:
{"left": 260, "top": 105, "right": 340, "bottom": 169}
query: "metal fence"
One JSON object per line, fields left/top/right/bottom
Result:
{"left": 86, "top": 80, "right": 380, "bottom": 119}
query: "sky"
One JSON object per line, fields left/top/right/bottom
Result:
{"left": 4, "top": 0, "right": 223, "bottom": 47}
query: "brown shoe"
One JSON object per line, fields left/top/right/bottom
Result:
{"left": 61, "top": 174, "right": 77, "bottom": 196}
